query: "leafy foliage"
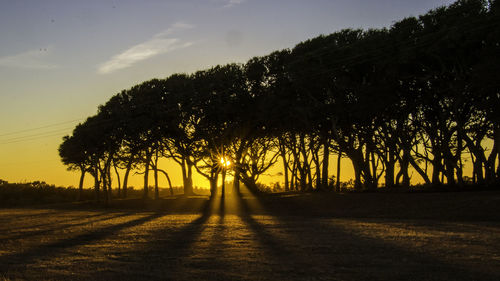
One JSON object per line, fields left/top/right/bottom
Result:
{"left": 60, "top": 0, "right": 500, "bottom": 201}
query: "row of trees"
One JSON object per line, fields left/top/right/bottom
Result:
{"left": 60, "top": 0, "right": 500, "bottom": 201}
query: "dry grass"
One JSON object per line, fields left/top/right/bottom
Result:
{"left": 1, "top": 191, "right": 499, "bottom": 280}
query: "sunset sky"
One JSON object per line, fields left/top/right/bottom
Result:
{"left": 0, "top": 0, "right": 455, "bottom": 188}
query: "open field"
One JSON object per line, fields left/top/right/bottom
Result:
{"left": 1, "top": 191, "right": 500, "bottom": 280}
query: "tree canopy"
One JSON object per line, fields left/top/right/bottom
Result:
{"left": 60, "top": 0, "right": 500, "bottom": 201}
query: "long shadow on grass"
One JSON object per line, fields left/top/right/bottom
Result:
{"left": 105, "top": 198, "right": 215, "bottom": 280}
{"left": 0, "top": 210, "right": 110, "bottom": 232}
{"left": 2, "top": 211, "right": 134, "bottom": 241}
{"left": 0, "top": 212, "right": 165, "bottom": 272}
{"left": 234, "top": 192, "right": 322, "bottom": 279}
{"left": 193, "top": 195, "right": 241, "bottom": 278}
{"left": 239, "top": 191, "right": 500, "bottom": 281}
{"left": 0, "top": 209, "right": 72, "bottom": 223}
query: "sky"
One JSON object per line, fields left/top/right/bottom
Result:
{"left": 0, "top": 0, "right": 456, "bottom": 188}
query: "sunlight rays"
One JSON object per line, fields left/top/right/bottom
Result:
{"left": 220, "top": 156, "right": 231, "bottom": 168}
{"left": 1, "top": 198, "right": 500, "bottom": 280}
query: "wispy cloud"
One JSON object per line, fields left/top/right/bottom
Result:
{"left": 223, "top": 0, "right": 245, "bottom": 8}
{"left": 98, "top": 22, "right": 194, "bottom": 74}
{"left": 0, "top": 47, "right": 58, "bottom": 70}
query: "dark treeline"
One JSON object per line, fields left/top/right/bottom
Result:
{"left": 0, "top": 180, "right": 95, "bottom": 206}
{"left": 60, "top": 0, "right": 500, "bottom": 202}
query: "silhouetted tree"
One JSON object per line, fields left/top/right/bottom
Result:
{"left": 61, "top": 0, "right": 500, "bottom": 196}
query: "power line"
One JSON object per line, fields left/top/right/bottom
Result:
{"left": 0, "top": 126, "right": 75, "bottom": 143}
{"left": 0, "top": 118, "right": 83, "bottom": 137}
{"left": 1, "top": 6, "right": 495, "bottom": 146}
{"left": 0, "top": 131, "right": 69, "bottom": 145}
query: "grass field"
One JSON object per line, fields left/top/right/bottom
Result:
{"left": 1, "top": 191, "right": 499, "bottom": 280}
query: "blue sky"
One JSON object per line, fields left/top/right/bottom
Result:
{"left": 0, "top": 0, "right": 455, "bottom": 187}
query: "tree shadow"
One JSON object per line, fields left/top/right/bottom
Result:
{"left": 0, "top": 212, "right": 165, "bottom": 275}
{"left": 191, "top": 199, "right": 230, "bottom": 278}
{"left": 237, "top": 191, "right": 500, "bottom": 280}
{"left": 233, "top": 192, "right": 318, "bottom": 279}
{"left": 219, "top": 195, "right": 225, "bottom": 218}
{"left": 99, "top": 198, "right": 216, "bottom": 280}
{"left": 0, "top": 209, "right": 71, "bottom": 222}
{"left": 2, "top": 211, "right": 134, "bottom": 241}
{"left": 0, "top": 210, "right": 110, "bottom": 231}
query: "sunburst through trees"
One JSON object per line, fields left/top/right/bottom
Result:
{"left": 60, "top": 0, "right": 500, "bottom": 202}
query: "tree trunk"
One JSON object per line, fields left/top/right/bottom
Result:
{"left": 321, "top": 138, "right": 330, "bottom": 189}
{"left": 113, "top": 162, "right": 121, "bottom": 198}
{"left": 463, "top": 133, "right": 486, "bottom": 184}
{"left": 363, "top": 147, "right": 376, "bottom": 190}
{"left": 396, "top": 169, "right": 403, "bottom": 186}
{"left": 401, "top": 149, "right": 410, "bottom": 187}
{"left": 233, "top": 168, "right": 241, "bottom": 195}
{"left": 167, "top": 173, "right": 174, "bottom": 196}
{"left": 107, "top": 164, "right": 112, "bottom": 200}
{"left": 143, "top": 150, "right": 152, "bottom": 199}
{"left": 241, "top": 176, "right": 259, "bottom": 194}
{"left": 408, "top": 155, "right": 431, "bottom": 185}
{"left": 349, "top": 151, "right": 363, "bottom": 190}
{"left": 234, "top": 140, "right": 247, "bottom": 195}
{"left": 336, "top": 149, "right": 342, "bottom": 192}
{"left": 370, "top": 150, "right": 377, "bottom": 187}
{"left": 154, "top": 149, "right": 159, "bottom": 200}
{"left": 78, "top": 168, "right": 85, "bottom": 201}
{"left": 280, "top": 142, "right": 289, "bottom": 191}
{"left": 301, "top": 137, "right": 313, "bottom": 191}
{"left": 456, "top": 131, "right": 464, "bottom": 186}
{"left": 154, "top": 167, "right": 159, "bottom": 199}
{"left": 209, "top": 173, "right": 219, "bottom": 199}
{"left": 181, "top": 158, "right": 188, "bottom": 194}
{"left": 315, "top": 155, "right": 321, "bottom": 190}
{"left": 186, "top": 162, "right": 194, "bottom": 195}
{"left": 299, "top": 166, "right": 307, "bottom": 192}
{"left": 159, "top": 170, "right": 174, "bottom": 196}
{"left": 486, "top": 125, "right": 499, "bottom": 183}
{"left": 385, "top": 150, "right": 395, "bottom": 188}
{"left": 496, "top": 150, "right": 500, "bottom": 180}
{"left": 444, "top": 152, "right": 456, "bottom": 186}
{"left": 457, "top": 154, "right": 464, "bottom": 186}
{"left": 354, "top": 163, "right": 362, "bottom": 190}
{"left": 291, "top": 160, "right": 297, "bottom": 191}
{"left": 470, "top": 151, "right": 477, "bottom": 184}
{"left": 101, "top": 167, "right": 108, "bottom": 206}
{"left": 93, "top": 166, "right": 100, "bottom": 202}
{"left": 432, "top": 153, "right": 442, "bottom": 185}
{"left": 181, "top": 158, "right": 194, "bottom": 195}
{"left": 98, "top": 159, "right": 110, "bottom": 206}
{"left": 221, "top": 169, "right": 226, "bottom": 198}
{"left": 474, "top": 155, "right": 484, "bottom": 184}
{"left": 122, "top": 159, "right": 132, "bottom": 198}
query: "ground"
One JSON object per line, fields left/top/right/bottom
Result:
{"left": 1, "top": 190, "right": 499, "bottom": 280}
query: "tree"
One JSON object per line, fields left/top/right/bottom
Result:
{"left": 59, "top": 134, "right": 88, "bottom": 200}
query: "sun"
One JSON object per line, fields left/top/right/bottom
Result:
{"left": 220, "top": 157, "right": 231, "bottom": 167}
